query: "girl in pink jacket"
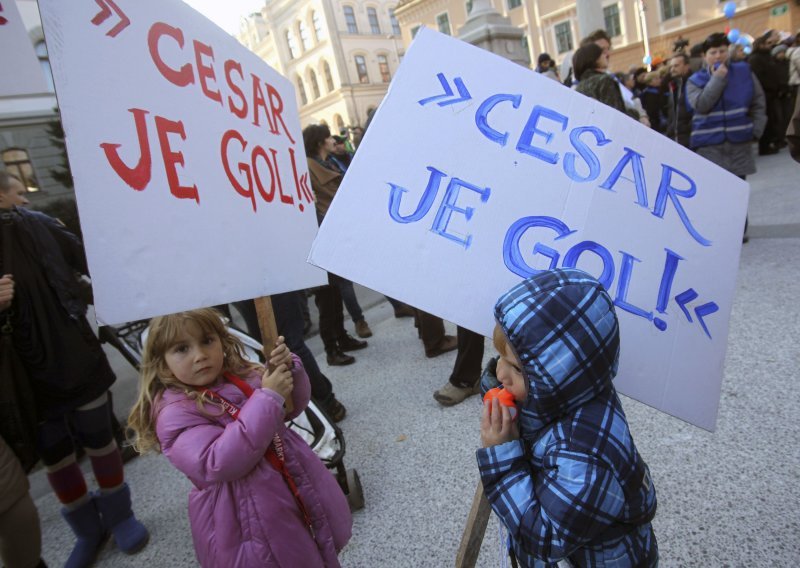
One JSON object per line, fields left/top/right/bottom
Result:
{"left": 128, "top": 308, "right": 352, "bottom": 567}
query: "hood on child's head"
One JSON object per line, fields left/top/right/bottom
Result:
{"left": 494, "top": 268, "right": 620, "bottom": 434}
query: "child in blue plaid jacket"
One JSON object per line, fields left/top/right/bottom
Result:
{"left": 478, "top": 268, "right": 658, "bottom": 567}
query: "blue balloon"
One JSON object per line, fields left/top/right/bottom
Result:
{"left": 737, "top": 36, "right": 751, "bottom": 48}
{"left": 743, "top": 46, "right": 752, "bottom": 55}
{"left": 723, "top": 1, "right": 736, "bottom": 19}
{"left": 728, "top": 28, "right": 740, "bottom": 42}
{"left": 643, "top": 55, "right": 652, "bottom": 65}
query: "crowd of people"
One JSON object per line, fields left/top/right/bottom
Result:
{"left": 540, "top": 27, "right": 800, "bottom": 242}
{"left": 1, "top": 23, "right": 799, "bottom": 568}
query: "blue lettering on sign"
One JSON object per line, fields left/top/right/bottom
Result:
{"left": 431, "top": 177, "right": 491, "bottom": 248}
{"left": 563, "top": 127, "right": 612, "bottom": 183}
{"left": 599, "top": 147, "right": 649, "bottom": 208}
{"left": 387, "top": 166, "right": 447, "bottom": 223}
{"left": 499, "top": 213, "right": 719, "bottom": 338}
{"left": 652, "top": 164, "right": 711, "bottom": 247}
{"left": 562, "top": 241, "right": 615, "bottom": 290}
{"left": 515, "top": 105, "right": 568, "bottom": 165}
{"left": 387, "top": 166, "right": 490, "bottom": 250}
{"left": 468, "top": 93, "right": 712, "bottom": 245}
{"left": 475, "top": 94, "right": 522, "bottom": 147}
{"left": 502, "top": 216, "right": 576, "bottom": 277}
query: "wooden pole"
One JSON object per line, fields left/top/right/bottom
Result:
{"left": 455, "top": 482, "right": 492, "bottom": 567}
{"left": 253, "top": 296, "right": 292, "bottom": 413}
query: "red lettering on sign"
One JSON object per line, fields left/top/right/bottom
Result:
{"left": 155, "top": 116, "right": 198, "bottom": 203}
{"left": 251, "top": 75, "right": 276, "bottom": 132}
{"left": 269, "top": 148, "right": 293, "bottom": 206}
{"left": 252, "top": 145, "right": 276, "bottom": 204}
{"left": 267, "top": 84, "right": 295, "bottom": 144}
{"left": 100, "top": 108, "right": 152, "bottom": 190}
{"left": 221, "top": 129, "right": 256, "bottom": 211}
{"left": 193, "top": 39, "right": 222, "bottom": 105}
{"left": 225, "top": 60, "right": 248, "bottom": 119}
{"left": 148, "top": 22, "right": 194, "bottom": 87}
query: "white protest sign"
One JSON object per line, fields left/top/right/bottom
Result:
{"left": 310, "top": 28, "right": 748, "bottom": 431}
{"left": 0, "top": 0, "right": 48, "bottom": 96}
{"left": 38, "top": 0, "right": 324, "bottom": 325}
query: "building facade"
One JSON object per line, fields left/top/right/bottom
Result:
{"left": 394, "top": 0, "right": 800, "bottom": 74}
{"left": 238, "top": 0, "right": 404, "bottom": 133}
{"left": 0, "top": 0, "right": 71, "bottom": 205}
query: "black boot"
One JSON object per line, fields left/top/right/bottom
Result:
{"left": 326, "top": 349, "right": 355, "bottom": 366}
{"left": 338, "top": 333, "right": 367, "bottom": 352}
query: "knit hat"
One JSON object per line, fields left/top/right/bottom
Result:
{"left": 772, "top": 44, "right": 788, "bottom": 56}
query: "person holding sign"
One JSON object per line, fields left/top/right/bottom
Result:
{"left": 303, "top": 124, "right": 369, "bottom": 366}
{"left": 478, "top": 269, "right": 658, "bottom": 567}
{"left": 0, "top": 171, "right": 149, "bottom": 568}
{"left": 128, "top": 308, "right": 352, "bottom": 567}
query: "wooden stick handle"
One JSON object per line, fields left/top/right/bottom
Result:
{"left": 455, "top": 481, "right": 492, "bottom": 567}
{"left": 253, "top": 296, "right": 292, "bottom": 414}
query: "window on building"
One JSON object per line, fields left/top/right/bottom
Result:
{"left": 323, "top": 60, "right": 335, "bottom": 91}
{"left": 603, "top": 4, "right": 622, "bottom": 37}
{"left": 507, "top": 0, "right": 522, "bottom": 9}
{"left": 1, "top": 149, "right": 39, "bottom": 192}
{"left": 436, "top": 13, "right": 451, "bottom": 35}
{"left": 35, "top": 41, "right": 55, "bottom": 93}
{"left": 286, "top": 30, "right": 298, "bottom": 59}
{"left": 309, "top": 70, "right": 321, "bottom": 99}
{"left": 465, "top": 1, "right": 473, "bottom": 16}
{"left": 377, "top": 54, "right": 391, "bottom": 82}
{"left": 660, "top": 0, "right": 682, "bottom": 20}
{"left": 299, "top": 20, "right": 311, "bottom": 50}
{"left": 521, "top": 35, "right": 529, "bottom": 53}
{"left": 296, "top": 76, "right": 308, "bottom": 105}
{"left": 389, "top": 8, "right": 401, "bottom": 35}
{"left": 554, "top": 21, "right": 573, "bottom": 53}
{"left": 367, "top": 7, "right": 381, "bottom": 34}
{"left": 354, "top": 55, "right": 369, "bottom": 83}
{"left": 411, "top": 25, "right": 421, "bottom": 39}
{"left": 312, "top": 10, "right": 325, "bottom": 40}
{"left": 344, "top": 6, "right": 358, "bottom": 34}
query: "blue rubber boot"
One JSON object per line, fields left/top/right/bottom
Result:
{"left": 61, "top": 498, "right": 109, "bottom": 568}
{"left": 93, "top": 484, "right": 149, "bottom": 554}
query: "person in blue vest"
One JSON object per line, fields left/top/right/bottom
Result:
{"left": 686, "top": 31, "right": 767, "bottom": 242}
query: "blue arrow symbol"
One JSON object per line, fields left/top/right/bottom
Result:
{"left": 694, "top": 302, "right": 719, "bottom": 339}
{"left": 418, "top": 73, "right": 472, "bottom": 107}
{"left": 675, "top": 288, "right": 698, "bottom": 322}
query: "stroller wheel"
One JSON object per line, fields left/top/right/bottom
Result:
{"left": 345, "top": 469, "right": 365, "bottom": 511}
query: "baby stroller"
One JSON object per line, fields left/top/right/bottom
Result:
{"left": 98, "top": 317, "right": 365, "bottom": 511}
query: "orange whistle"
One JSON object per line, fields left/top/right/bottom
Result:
{"left": 483, "top": 387, "right": 518, "bottom": 419}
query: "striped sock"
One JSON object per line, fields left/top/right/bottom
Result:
{"left": 87, "top": 444, "right": 125, "bottom": 491}
{"left": 46, "top": 460, "right": 88, "bottom": 505}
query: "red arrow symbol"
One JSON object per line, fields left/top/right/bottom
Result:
{"left": 0, "top": 3, "right": 8, "bottom": 26}
{"left": 91, "top": 0, "right": 129, "bottom": 38}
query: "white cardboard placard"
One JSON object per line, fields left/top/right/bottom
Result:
{"left": 38, "top": 0, "right": 324, "bottom": 325}
{"left": 310, "top": 29, "right": 749, "bottom": 431}
{"left": 0, "top": 0, "right": 48, "bottom": 96}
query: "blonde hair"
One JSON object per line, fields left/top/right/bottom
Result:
{"left": 492, "top": 324, "right": 511, "bottom": 356}
{"left": 127, "top": 308, "right": 261, "bottom": 454}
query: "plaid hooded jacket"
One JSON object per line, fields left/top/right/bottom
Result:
{"left": 477, "top": 269, "right": 657, "bottom": 567}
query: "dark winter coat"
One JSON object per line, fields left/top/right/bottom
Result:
{"left": 0, "top": 207, "right": 114, "bottom": 419}
{"left": 575, "top": 70, "right": 640, "bottom": 121}
{"left": 477, "top": 269, "right": 658, "bottom": 567}
{"left": 665, "top": 76, "right": 693, "bottom": 146}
